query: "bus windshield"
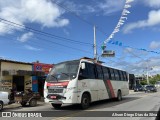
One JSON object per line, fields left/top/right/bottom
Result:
{"left": 46, "top": 60, "right": 80, "bottom": 82}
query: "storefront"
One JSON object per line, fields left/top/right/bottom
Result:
{"left": 32, "top": 62, "right": 53, "bottom": 96}
{"left": 0, "top": 59, "right": 44, "bottom": 92}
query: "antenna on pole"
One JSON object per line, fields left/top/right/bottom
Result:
{"left": 93, "top": 25, "right": 97, "bottom": 62}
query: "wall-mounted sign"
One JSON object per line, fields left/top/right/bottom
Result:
{"left": 33, "top": 63, "right": 53, "bottom": 75}
{"left": 101, "top": 50, "right": 115, "bottom": 57}
{"left": 1, "top": 80, "right": 12, "bottom": 86}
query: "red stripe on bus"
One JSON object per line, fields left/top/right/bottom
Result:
{"left": 106, "top": 80, "right": 115, "bottom": 98}
{"left": 47, "top": 81, "right": 69, "bottom": 87}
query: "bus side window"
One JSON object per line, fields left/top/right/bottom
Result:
{"left": 87, "top": 63, "right": 96, "bottom": 79}
{"left": 79, "top": 63, "right": 88, "bottom": 79}
{"left": 124, "top": 72, "right": 128, "bottom": 81}
{"left": 117, "top": 70, "right": 122, "bottom": 81}
{"left": 96, "top": 65, "right": 104, "bottom": 80}
{"left": 102, "top": 67, "right": 110, "bottom": 80}
{"left": 78, "top": 63, "right": 96, "bottom": 80}
{"left": 121, "top": 71, "right": 126, "bottom": 81}
{"left": 110, "top": 68, "right": 115, "bottom": 80}
{"left": 114, "top": 69, "right": 120, "bottom": 81}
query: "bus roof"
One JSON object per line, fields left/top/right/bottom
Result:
{"left": 54, "top": 57, "right": 127, "bottom": 73}
{"left": 80, "top": 57, "right": 127, "bottom": 72}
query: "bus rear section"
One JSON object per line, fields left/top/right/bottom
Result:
{"left": 77, "top": 60, "right": 129, "bottom": 106}
{"left": 44, "top": 58, "right": 129, "bottom": 109}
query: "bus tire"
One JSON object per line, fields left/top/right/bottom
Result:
{"left": 0, "top": 101, "right": 3, "bottom": 111}
{"left": 117, "top": 90, "right": 122, "bottom": 101}
{"left": 51, "top": 104, "right": 62, "bottom": 109}
{"left": 81, "top": 93, "right": 90, "bottom": 109}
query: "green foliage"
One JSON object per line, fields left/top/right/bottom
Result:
{"left": 140, "top": 74, "right": 160, "bottom": 85}
{"left": 140, "top": 80, "right": 147, "bottom": 85}
{"left": 149, "top": 79, "right": 157, "bottom": 85}
{"left": 149, "top": 74, "right": 160, "bottom": 84}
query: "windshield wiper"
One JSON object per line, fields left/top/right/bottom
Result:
{"left": 61, "top": 72, "right": 70, "bottom": 77}
{"left": 50, "top": 74, "right": 58, "bottom": 82}
{"left": 61, "top": 72, "right": 71, "bottom": 80}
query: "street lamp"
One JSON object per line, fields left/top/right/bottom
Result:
{"left": 145, "top": 59, "right": 153, "bottom": 85}
{"left": 146, "top": 63, "right": 149, "bottom": 85}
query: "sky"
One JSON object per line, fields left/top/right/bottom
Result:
{"left": 0, "top": 0, "right": 160, "bottom": 75}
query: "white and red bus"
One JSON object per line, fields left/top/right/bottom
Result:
{"left": 44, "top": 57, "right": 129, "bottom": 109}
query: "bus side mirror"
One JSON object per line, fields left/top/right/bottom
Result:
{"left": 81, "top": 63, "right": 85, "bottom": 69}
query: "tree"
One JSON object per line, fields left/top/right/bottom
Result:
{"left": 140, "top": 80, "right": 147, "bottom": 85}
{"left": 149, "top": 74, "right": 160, "bottom": 85}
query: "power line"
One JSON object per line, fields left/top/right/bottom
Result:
{"left": 0, "top": 25, "right": 93, "bottom": 54}
{"left": 0, "top": 18, "right": 93, "bottom": 46}
{"left": 52, "top": 0, "right": 107, "bottom": 36}
{"left": 0, "top": 20, "right": 93, "bottom": 47}
{"left": 53, "top": 0, "right": 154, "bottom": 71}
{"left": 0, "top": 4, "right": 149, "bottom": 62}
{"left": 52, "top": 0, "right": 94, "bottom": 27}
{"left": 0, "top": 34, "right": 93, "bottom": 58}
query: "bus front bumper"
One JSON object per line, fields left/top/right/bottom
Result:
{"left": 45, "top": 94, "right": 67, "bottom": 104}
{"left": 45, "top": 93, "right": 79, "bottom": 104}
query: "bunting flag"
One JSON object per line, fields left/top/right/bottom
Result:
{"left": 102, "top": 0, "right": 160, "bottom": 55}
{"left": 107, "top": 40, "right": 160, "bottom": 54}
{"left": 104, "top": 0, "right": 134, "bottom": 44}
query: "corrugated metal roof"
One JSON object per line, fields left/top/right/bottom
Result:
{"left": 0, "top": 59, "right": 33, "bottom": 65}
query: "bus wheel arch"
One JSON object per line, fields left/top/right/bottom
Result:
{"left": 117, "top": 90, "right": 122, "bottom": 101}
{"left": 80, "top": 92, "right": 91, "bottom": 109}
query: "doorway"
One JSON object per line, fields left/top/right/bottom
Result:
{"left": 13, "top": 76, "right": 24, "bottom": 91}
{"left": 38, "top": 76, "right": 46, "bottom": 96}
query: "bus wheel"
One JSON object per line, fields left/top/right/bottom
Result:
{"left": 81, "top": 93, "right": 90, "bottom": 109}
{"left": 117, "top": 90, "right": 122, "bottom": 101}
{"left": 51, "top": 104, "right": 62, "bottom": 109}
{"left": 0, "top": 101, "right": 3, "bottom": 111}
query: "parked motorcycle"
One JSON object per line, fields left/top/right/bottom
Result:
{"left": 14, "top": 89, "right": 41, "bottom": 107}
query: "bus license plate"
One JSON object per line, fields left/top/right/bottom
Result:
{"left": 51, "top": 96, "right": 57, "bottom": 99}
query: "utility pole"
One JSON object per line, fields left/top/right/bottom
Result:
{"left": 147, "top": 70, "right": 149, "bottom": 85}
{"left": 146, "top": 60, "right": 150, "bottom": 85}
{"left": 93, "top": 25, "right": 97, "bottom": 62}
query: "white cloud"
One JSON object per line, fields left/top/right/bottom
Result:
{"left": 144, "top": 0, "right": 160, "bottom": 8}
{"left": 97, "top": 0, "right": 125, "bottom": 15}
{"left": 24, "top": 45, "right": 41, "bottom": 51}
{"left": 150, "top": 41, "right": 160, "bottom": 49}
{"left": 123, "top": 9, "right": 160, "bottom": 33}
{"left": 110, "top": 56, "right": 160, "bottom": 75}
{"left": 17, "top": 32, "right": 33, "bottom": 42}
{"left": 56, "top": 0, "right": 125, "bottom": 15}
{"left": 0, "top": 0, "right": 69, "bottom": 35}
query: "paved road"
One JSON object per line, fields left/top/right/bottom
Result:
{"left": 1, "top": 91, "right": 160, "bottom": 120}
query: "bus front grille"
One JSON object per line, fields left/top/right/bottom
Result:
{"left": 48, "top": 89, "right": 63, "bottom": 93}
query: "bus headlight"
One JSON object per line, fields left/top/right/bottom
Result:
{"left": 66, "top": 87, "right": 76, "bottom": 92}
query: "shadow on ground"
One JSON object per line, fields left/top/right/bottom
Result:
{"left": 52, "top": 96, "right": 141, "bottom": 111}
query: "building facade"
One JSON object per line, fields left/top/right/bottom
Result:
{"left": 0, "top": 59, "right": 33, "bottom": 92}
{"left": 0, "top": 59, "right": 44, "bottom": 92}
{"left": 32, "top": 62, "right": 53, "bottom": 96}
